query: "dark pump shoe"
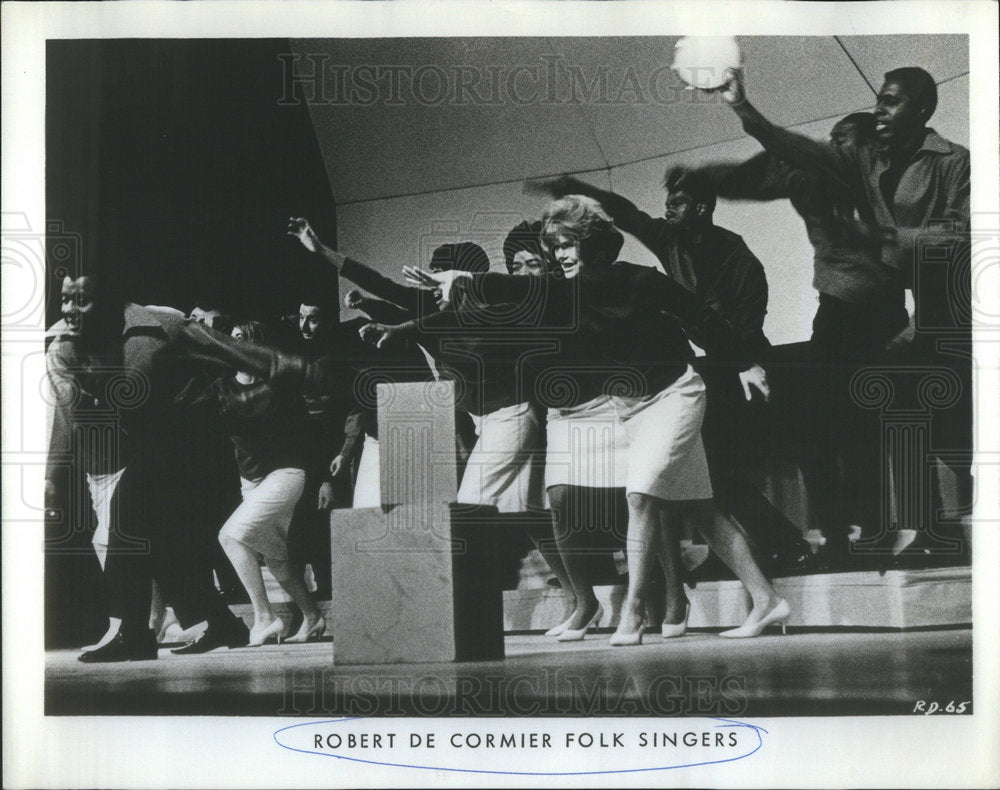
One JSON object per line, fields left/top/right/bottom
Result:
{"left": 171, "top": 617, "right": 250, "bottom": 655}
{"left": 78, "top": 628, "right": 158, "bottom": 664}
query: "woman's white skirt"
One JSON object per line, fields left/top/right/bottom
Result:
{"left": 458, "top": 401, "right": 544, "bottom": 512}
{"left": 614, "top": 364, "right": 713, "bottom": 501}
{"left": 219, "top": 467, "right": 306, "bottom": 560}
{"left": 352, "top": 434, "right": 381, "bottom": 508}
{"left": 545, "top": 395, "right": 630, "bottom": 489}
{"left": 544, "top": 365, "right": 712, "bottom": 501}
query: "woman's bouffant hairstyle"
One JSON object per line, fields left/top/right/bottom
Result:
{"left": 540, "top": 195, "right": 624, "bottom": 266}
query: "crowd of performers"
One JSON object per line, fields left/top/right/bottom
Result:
{"left": 45, "top": 66, "right": 972, "bottom": 662}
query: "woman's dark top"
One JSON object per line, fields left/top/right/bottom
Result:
{"left": 216, "top": 377, "right": 311, "bottom": 482}
{"left": 450, "top": 262, "right": 698, "bottom": 408}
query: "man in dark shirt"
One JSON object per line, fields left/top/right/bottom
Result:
{"left": 285, "top": 292, "right": 358, "bottom": 602}
{"left": 47, "top": 286, "right": 255, "bottom": 662}
{"left": 46, "top": 275, "right": 133, "bottom": 649}
{"left": 715, "top": 65, "right": 971, "bottom": 566}
{"left": 675, "top": 112, "right": 909, "bottom": 568}
{"left": 528, "top": 174, "right": 812, "bottom": 575}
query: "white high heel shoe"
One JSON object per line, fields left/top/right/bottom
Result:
{"left": 609, "top": 615, "right": 646, "bottom": 647}
{"left": 661, "top": 602, "right": 690, "bottom": 639}
{"left": 556, "top": 606, "right": 604, "bottom": 642}
{"left": 545, "top": 616, "right": 574, "bottom": 638}
{"left": 719, "top": 599, "right": 790, "bottom": 639}
{"left": 609, "top": 625, "right": 645, "bottom": 647}
{"left": 248, "top": 618, "right": 286, "bottom": 647}
{"left": 286, "top": 615, "right": 326, "bottom": 644}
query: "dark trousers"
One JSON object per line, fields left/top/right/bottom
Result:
{"left": 799, "top": 293, "right": 908, "bottom": 544}
{"left": 103, "top": 430, "right": 238, "bottom": 642}
{"left": 287, "top": 467, "right": 348, "bottom": 598}
{"left": 696, "top": 360, "right": 804, "bottom": 557}
{"left": 881, "top": 330, "right": 973, "bottom": 552}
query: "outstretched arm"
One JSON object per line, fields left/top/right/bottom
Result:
{"left": 403, "top": 266, "right": 561, "bottom": 312}
{"left": 346, "top": 290, "right": 415, "bottom": 324}
{"left": 288, "top": 216, "right": 436, "bottom": 316}
{"left": 712, "top": 70, "right": 854, "bottom": 192}
{"left": 673, "top": 153, "right": 798, "bottom": 203}
{"left": 358, "top": 319, "right": 419, "bottom": 350}
{"left": 286, "top": 216, "right": 347, "bottom": 269}
{"left": 526, "top": 174, "right": 663, "bottom": 246}
{"left": 155, "top": 313, "right": 348, "bottom": 402}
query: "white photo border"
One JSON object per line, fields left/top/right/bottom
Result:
{"left": 3, "top": 1, "right": 998, "bottom": 788}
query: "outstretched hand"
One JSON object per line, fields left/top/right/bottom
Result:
{"left": 358, "top": 322, "right": 390, "bottom": 349}
{"left": 720, "top": 68, "right": 746, "bottom": 104}
{"left": 401, "top": 266, "right": 442, "bottom": 289}
{"left": 287, "top": 216, "right": 320, "bottom": 253}
{"left": 699, "top": 67, "right": 745, "bottom": 105}
{"left": 402, "top": 266, "right": 472, "bottom": 309}
{"left": 344, "top": 290, "right": 366, "bottom": 310}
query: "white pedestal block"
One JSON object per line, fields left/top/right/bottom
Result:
{"left": 377, "top": 381, "right": 457, "bottom": 507}
{"left": 330, "top": 503, "right": 505, "bottom": 664}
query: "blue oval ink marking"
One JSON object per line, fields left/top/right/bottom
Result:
{"left": 272, "top": 716, "right": 766, "bottom": 776}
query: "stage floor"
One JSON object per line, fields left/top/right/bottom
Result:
{"left": 46, "top": 627, "right": 972, "bottom": 717}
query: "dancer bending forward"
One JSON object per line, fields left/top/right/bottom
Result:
{"left": 216, "top": 321, "right": 326, "bottom": 646}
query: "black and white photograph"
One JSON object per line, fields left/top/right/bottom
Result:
{"left": 3, "top": 1, "right": 999, "bottom": 787}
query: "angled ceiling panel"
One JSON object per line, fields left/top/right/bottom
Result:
{"left": 296, "top": 35, "right": 968, "bottom": 205}
{"left": 837, "top": 35, "right": 968, "bottom": 90}
{"left": 293, "top": 38, "right": 610, "bottom": 204}
{"left": 925, "top": 74, "right": 969, "bottom": 148}
{"left": 577, "top": 36, "right": 877, "bottom": 168}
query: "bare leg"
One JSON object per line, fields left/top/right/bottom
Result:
{"left": 614, "top": 492, "right": 662, "bottom": 637}
{"left": 655, "top": 506, "right": 688, "bottom": 625}
{"left": 686, "top": 500, "right": 780, "bottom": 616}
{"left": 548, "top": 485, "right": 600, "bottom": 630}
{"left": 266, "top": 556, "right": 321, "bottom": 624}
{"left": 526, "top": 519, "right": 577, "bottom": 625}
{"left": 219, "top": 532, "right": 276, "bottom": 629}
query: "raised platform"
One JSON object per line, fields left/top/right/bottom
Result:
{"left": 45, "top": 628, "right": 973, "bottom": 717}
{"left": 212, "top": 562, "right": 970, "bottom": 645}
{"left": 504, "top": 565, "right": 972, "bottom": 632}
